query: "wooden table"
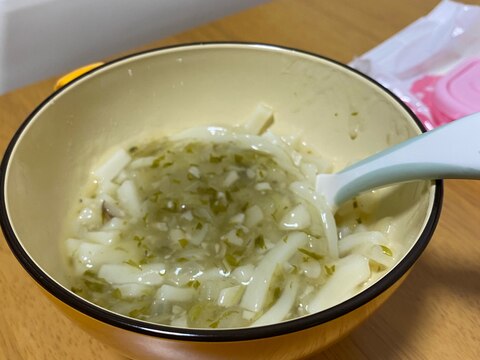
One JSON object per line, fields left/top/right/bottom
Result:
{"left": 1, "top": 0, "right": 479, "bottom": 359}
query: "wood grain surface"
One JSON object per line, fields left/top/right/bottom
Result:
{"left": 1, "top": 1, "right": 479, "bottom": 359}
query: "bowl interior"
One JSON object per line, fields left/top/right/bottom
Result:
{"left": 3, "top": 44, "right": 434, "bottom": 318}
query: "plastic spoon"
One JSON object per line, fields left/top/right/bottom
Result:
{"left": 316, "top": 112, "right": 480, "bottom": 211}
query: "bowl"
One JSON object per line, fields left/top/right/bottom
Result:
{"left": 0, "top": 43, "right": 442, "bottom": 360}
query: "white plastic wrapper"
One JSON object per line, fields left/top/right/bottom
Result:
{"left": 350, "top": 0, "right": 480, "bottom": 129}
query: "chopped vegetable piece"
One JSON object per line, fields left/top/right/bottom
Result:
{"left": 298, "top": 248, "right": 324, "bottom": 260}
{"left": 178, "top": 239, "right": 189, "bottom": 248}
{"left": 223, "top": 170, "right": 239, "bottom": 187}
{"left": 254, "top": 235, "right": 266, "bottom": 249}
{"left": 209, "top": 155, "right": 224, "bottom": 163}
{"left": 324, "top": 264, "right": 336, "bottom": 276}
{"left": 187, "top": 280, "right": 201, "bottom": 289}
{"left": 225, "top": 254, "right": 239, "bottom": 267}
{"left": 151, "top": 155, "right": 165, "bottom": 168}
{"left": 380, "top": 245, "right": 393, "bottom": 257}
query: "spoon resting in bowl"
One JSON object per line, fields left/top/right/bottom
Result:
{"left": 316, "top": 112, "right": 480, "bottom": 211}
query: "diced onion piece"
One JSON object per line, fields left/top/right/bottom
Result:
{"left": 188, "top": 166, "right": 201, "bottom": 179}
{"left": 92, "top": 148, "right": 131, "bottom": 183}
{"left": 170, "top": 228, "right": 188, "bottom": 243}
{"left": 181, "top": 211, "right": 194, "bottom": 221}
{"left": 156, "top": 284, "right": 195, "bottom": 302}
{"left": 117, "top": 180, "right": 142, "bottom": 218}
{"left": 190, "top": 223, "right": 209, "bottom": 245}
{"left": 243, "top": 103, "right": 274, "bottom": 135}
{"left": 245, "top": 205, "right": 264, "bottom": 228}
{"left": 300, "top": 260, "right": 322, "bottom": 279}
{"left": 232, "top": 264, "right": 255, "bottom": 284}
{"left": 307, "top": 254, "right": 370, "bottom": 314}
{"left": 222, "top": 229, "right": 243, "bottom": 246}
{"left": 240, "top": 232, "right": 308, "bottom": 312}
{"left": 218, "top": 285, "right": 244, "bottom": 307}
{"left": 223, "top": 170, "right": 239, "bottom": 188}
{"left": 84, "top": 231, "right": 119, "bottom": 245}
{"left": 252, "top": 277, "right": 299, "bottom": 326}
{"left": 116, "top": 283, "right": 151, "bottom": 298}
{"left": 280, "top": 203, "right": 311, "bottom": 230}
{"left": 255, "top": 182, "right": 272, "bottom": 191}
{"left": 98, "top": 263, "right": 166, "bottom": 285}
{"left": 154, "top": 222, "right": 168, "bottom": 231}
{"left": 229, "top": 213, "right": 245, "bottom": 224}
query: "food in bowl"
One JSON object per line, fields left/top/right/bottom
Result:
{"left": 65, "top": 104, "right": 397, "bottom": 328}
{"left": 0, "top": 43, "right": 441, "bottom": 360}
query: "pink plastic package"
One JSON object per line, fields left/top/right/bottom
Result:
{"left": 411, "top": 58, "right": 480, "bottom": 127}
{"left": 350, "top": 0, "right": 480, "bottom": 130}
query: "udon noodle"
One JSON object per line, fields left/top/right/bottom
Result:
{"left": 64, "top": 104, "right": 396, "bottom": 328}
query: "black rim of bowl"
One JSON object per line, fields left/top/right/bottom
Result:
{"left": 0, "top": 42, "right": 443, "bottom": 342}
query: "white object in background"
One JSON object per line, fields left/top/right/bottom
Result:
{"left": 0, "top": 0, "right": 267, "bottom": 94}
{"left": 349, "top": 0, "right": 480, "bottom": 129}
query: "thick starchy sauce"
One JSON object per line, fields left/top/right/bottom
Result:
{"left": 66, "top": 126, "right": 394, "bottom": 328}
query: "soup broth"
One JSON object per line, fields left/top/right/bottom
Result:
{"left": 65, "top": 121, "right": 396, "bottom": 328}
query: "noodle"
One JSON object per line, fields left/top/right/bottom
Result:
{"left": 64, "top": 110, "right": 395, "bottom": 328}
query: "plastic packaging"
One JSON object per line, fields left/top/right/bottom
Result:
{"left": 350, "top": 0, "right": 480, "bottom": 129}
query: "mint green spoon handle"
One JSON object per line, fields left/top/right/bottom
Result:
{"left": 316, "top": 112, "right": 480, "bottom": 210}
